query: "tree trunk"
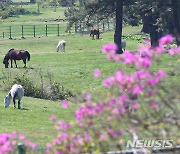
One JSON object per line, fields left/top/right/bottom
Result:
{"left": 141, "top": 16, "right": 149, "bottom": 33}
{"left": 30, "top": 0, "right": 35, "bottom": 3}
{"left": 171, "top": 0, "right": 180, "bottom": 46}
{"left": 114, "top": 0, "right": 123, "bottom": 54}
{"left": 148, "top": 14, "right": 162, "bottom": 47}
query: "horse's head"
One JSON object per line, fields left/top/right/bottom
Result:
{"left": 3, "top": 58, "right": 9, "bottom": 68}
{"left": 3, "top": 52, "right": 10, "bottom": 68}
{"left": 4, "top": 92, "right": 12, "bottom": 108}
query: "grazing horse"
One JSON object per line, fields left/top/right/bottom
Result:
{"left": 4, "top": 84, "right": 24, "bottom": 109}
{"left": 3, "top": 49, "right": 30, "bottom": 68}
{"left": 90, "top": 29, "right": 100, "bottom": 40}
{"left": 57, "top": 40, "right": 66, "bottom": 52}
{"left": 121, "top": 41, "right": 126, "bottom": 52}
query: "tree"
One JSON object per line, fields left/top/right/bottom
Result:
{"left": 171, "top": 0, "right": 180, "bottom": 45}
{"left": 30, "top": 0, "right": 35, "bottom": 3}
{"left": 64, "top": 0, "right": 124, "bottom": 53}
{"left": 114, "top": 0, "right": 123, "bottom": 54}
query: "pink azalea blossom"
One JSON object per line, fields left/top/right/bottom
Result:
{"left": 85, "top": 93, "right": 91, "bottom": 102}
{"left": 31, "top": 143, "right": 37, "bottom": 150}
{"left": 150, "top": 101, "right": 159, "bottom": 109}
{"left": 132, "top": 103, "right": 140, "bottom": 110}
{"left": 133, "top": 85, "right": 143, "bottom": 94}
{"left": 62, "top": 100, "right": 68, "bottom": 108}
{"left": 94, "top": 69, "right": 101, "bottom": 78}
{"left": 100, "top": 134, "right": 106, "bottom": 141}
{"left": 50, "top": 114, "right": 56, "bottom": 121}
{"left": 19, "top": 134, "right": 25, "bottom": 140}
{"left": 159, "top": 34, "right": 173, "bottom": 45}
{"left": 102, "top": 76, "right": 115, "bottom": 88}
{"left": 102, "top": 43, "right": 117, "bottom": 53}
{"left": 156, "top": 70, "right": 166, "bottom": 79}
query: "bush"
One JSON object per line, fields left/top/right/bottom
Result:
{"left": 2, "top": 72, "right": 74, "bottom": 101}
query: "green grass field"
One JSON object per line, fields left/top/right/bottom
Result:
{"left": 0, "top": 3, "right": 180, "bottom": 148}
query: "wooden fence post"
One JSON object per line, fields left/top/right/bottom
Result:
{"left": 9, "top": 26, "right": 12, "bottom": 39}
{"left": 33, "top": 25, "right": 36, "bottom": 37}
{"left": 46, "top": 25, "right": 48, "bottom": 36}
{"left": 21, "top": 25, "right": 24, "bottom": 38}
{"left": 57, "top": 24, "right": 60, "bottom": 36}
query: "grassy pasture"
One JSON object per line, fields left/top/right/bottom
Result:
{"left": 0, "top": 28, "right": 179, "bottom": 147}
{"left": 0, "top": 3, "right": 179, "bottom": 149}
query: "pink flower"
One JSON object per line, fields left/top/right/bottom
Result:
{"left": 84, "top": 132, "right": 91, "bottom": 142}
{"left": 11, "top": 131, "right": 17, "bottom": 138}
{"left": 102, "top": 76, "right": 115, "bottom": 88}
{"left": 62, "top": 100, "right": 68, "bottom": 108}
{"left": 155, "top": 45, "right": 165, "bottom": 54}
{"left": 169, "top": 48, "right": 176, "bottom": 55}
{"left": 31, "top": 143, "right": 37, "bottom": 150}
{"left": 150, "top": 101, "right": 159, "bottom": 109}
{"left": 53, "top": 139, "right": 60, "bottom": 145}
{"left": 85, "top": 93, "right": 91, "bottom": 102}
{"left": 122, "top": 51, "right": 136, "bottom": 64}
{"left": 46, "top": 143, "right": 52, "bottom": 149}
{"left": 102, "top": 43, "right": 117, "bottom": 53}
{"left": 94, "top": 69, "right": 101, "bottom": 78}
{"left": 138, "top": 57, "right": 152, "bottom": 68}
{"left": 56, "top": 120, "right": 69, "bottom": 131}
{"left": 169, "top": 47, "right": 180, "bottom": 55}
{"left": 58, "top": 133, "right": 69, "bottom": 140}
{"left": 50, "top": 115, "right": 56, "bottom": 121}
{"left": 100, "top": 134, "right": 106, "bottom": 141}
{"left": 156, "top": 70, "right": 166, "bottom": 79}
{"left": 25, "top": 140, "right": 31, "bottom": 147}
{"left": 159, "top": 34, "right": 173, "bottom": 45}
{"left": 19, "top": 134, "right": 25, "bottom": 140}
{"left": 133, "top": 85, "right": 143, "bottom": 94}
{"left": 132, "top": 103, "right": 140, "bottom": 110}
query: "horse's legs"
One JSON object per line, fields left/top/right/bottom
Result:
{"left": 11, "top": 59, "right": 13, "bottom": 68}
{"left": 13, "top": 98, "right": 16, "bottom": 108}
{"left": 92, "top": 34, "right": 95, "bottom": 40}
{"left": 18, "top": 100, "right": 21, "bottom": 109}
{"left": 14, "top": 60, "right": 17, "bottom": 68}
{"left": 23, "top": 59, "right": 26, "bottom": 67}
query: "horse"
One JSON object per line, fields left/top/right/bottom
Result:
{"left": 3, "top": 48, "right": 30, "bottom": 68}
{"left": 121, "top": 41, "right": 126, "bottom": 52}
{"left": 90, "top": 29, "right": 100, "bottom": 40}
{"left": 57, "top": 40, "right": 66, "bottom": 52}
{"left": 4, "top": 84, "right": 24, "bottom": 109}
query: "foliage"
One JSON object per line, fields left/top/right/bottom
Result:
{"left": 45, "top": 35, "right": 180, "bottom": 153}
{"left": 1, "top": 71, "right": 74, "bottom": 101}
{"left": 0, "top": 132, "right": 36, "bottom": 153}
{"left": 0, "top": 1, "right": 30, "bottom": 19}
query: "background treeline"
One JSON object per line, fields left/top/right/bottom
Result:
{"left": 63, "top": 0, "right": 180, "bottom": 46}
{"left": 1, "top": 0, "right": 180, "bottom": 47}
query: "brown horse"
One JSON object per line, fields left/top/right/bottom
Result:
{"left": 3, "top": 48, "right": 30, "bottom": 68}
{"left": 90, "top": 29, "right": 100, "bottom": 40}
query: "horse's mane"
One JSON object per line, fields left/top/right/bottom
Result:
{"left": 8, "top": 48, "right": 14, "bottom": 52}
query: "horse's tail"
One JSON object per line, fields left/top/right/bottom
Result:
{"left": 26, "top": 51, "right": 30, "bottom": 61}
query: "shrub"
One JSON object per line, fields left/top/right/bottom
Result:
{"left": 46, "top": 35, "right": 180, "bottom": 153}
{"left": 1, "top": 72, "right": 74, "bottom": 101}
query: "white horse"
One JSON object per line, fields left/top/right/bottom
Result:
{"left": 56, "top": 40, "right": 66, "bottom": 52}
{"left": 121, "top": 41, "right": 126, "bottom": 52}
{"left": 4, "top": 84, "right": 24, "bottom": 109}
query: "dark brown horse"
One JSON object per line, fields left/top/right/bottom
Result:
{"left": 3, "top": 49, "right": 30, "bottom": 68}
{"left": 90, "top": 29, "right": 100, "bottom": 40}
